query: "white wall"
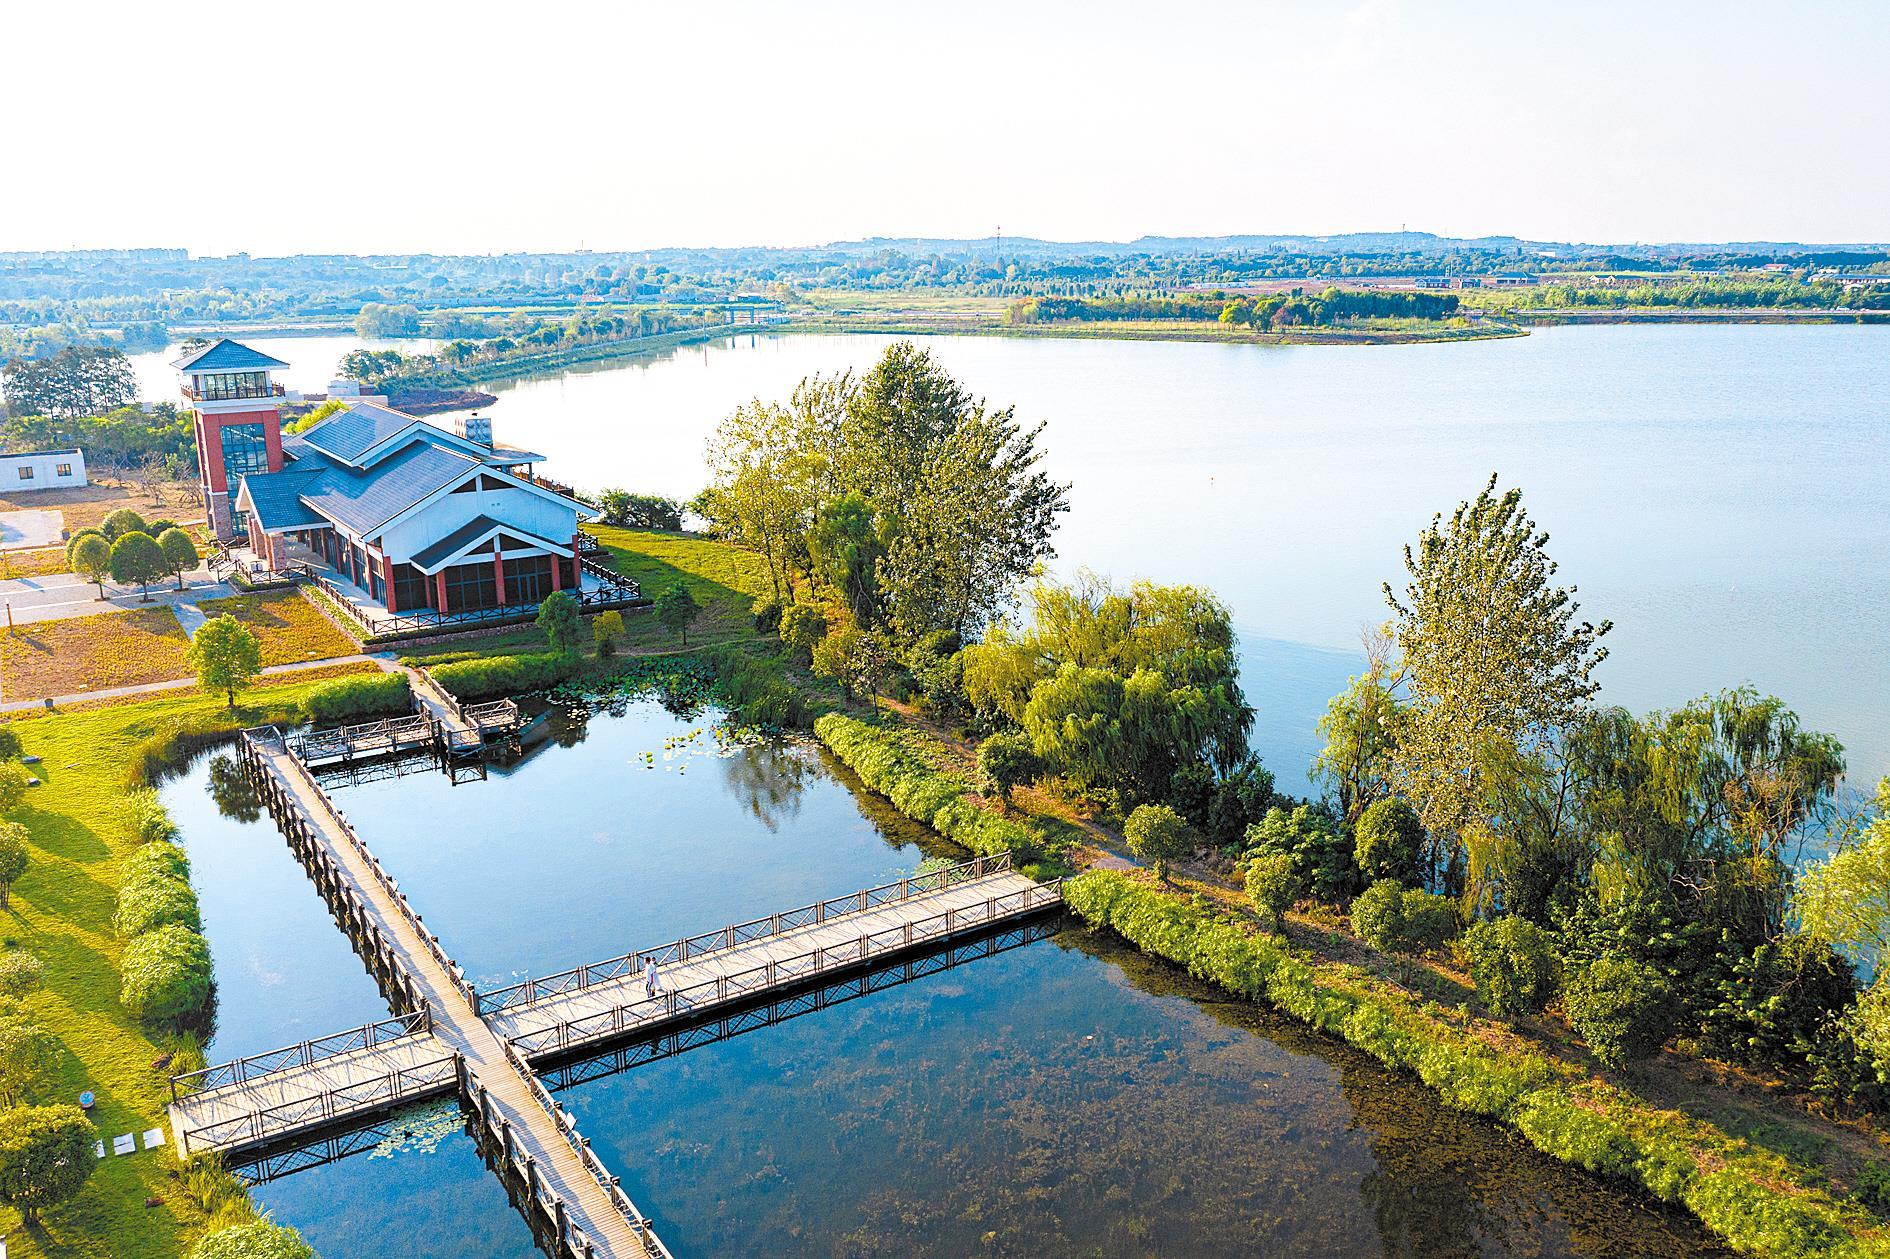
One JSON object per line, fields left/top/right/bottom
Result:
{"left": 380, "top": 477, "right": 577, "bottom": 564}
{"left": 0, "top": 450, "right": 87, "bottom": 492}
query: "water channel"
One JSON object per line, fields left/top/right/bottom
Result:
{"left": 161, "top": 696, "right": 1731, "bottom": 1256}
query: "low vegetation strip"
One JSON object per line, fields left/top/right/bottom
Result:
{"left": 1065, "top": 870, "right": 1889, "bottom": 1259}
{"left": 0, "top": 678, "right": 377, "bottom": 1257}
{"left": 814, "top": 712, "right": 1071, "bottom": 874}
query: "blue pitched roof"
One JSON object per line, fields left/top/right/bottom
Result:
{"left": 170, "top": 338, "right": 290, "bottom": 372}
{"left": 296, "top": 441, "right": 480, "bottom": 536}
{"left": 235, "top": 469, "right": 329, "bottom": 531}
{"left": 297, "top": 402, "right": 416, "bottom": 466}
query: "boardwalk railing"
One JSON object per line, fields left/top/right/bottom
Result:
{"left": 289, "top": 713, "right": 438, "bottom": 763}
{"left": 505, "top": 880, "right": 1065, "bottom": 1057}
{"left": 290, "top": 561, "right": 643, "bottom": 639}
{"left": 244, "top": 727, "right": 480, "bottom": 1010}
{"left": 171, "top": 1011, "right": 432, "bottom": 1101}
{"left": 463, "top": 1051, "right": 675, "bottom": 1259}
{"left": 179, "top": 1053, "right": 459, "bottom": 1157}
{"left": 477, "top": 852, "right": 1018, "bottom": 1016}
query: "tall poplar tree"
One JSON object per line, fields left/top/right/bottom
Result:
{"left": 1384, "top": 474, "right": 1611, "bottom": 900}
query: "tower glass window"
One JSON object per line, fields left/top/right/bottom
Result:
{"left": 219, "top": 423, "right": 271, "bottom": 478}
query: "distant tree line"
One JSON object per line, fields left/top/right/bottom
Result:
{"left": 1009, "top": 288, "right": 1461, "bottom": 329}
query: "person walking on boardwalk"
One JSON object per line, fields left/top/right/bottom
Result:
{"left": 644, "top": 958, "right": 662, "bottom": 999}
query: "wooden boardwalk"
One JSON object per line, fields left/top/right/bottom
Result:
{"left": 200, "top": 731, "right": 668, "bottom": 1259}
{"left": 491, "top": 868, "right": 1057, "bottom": 1057}
{"left": 170, "top": 726, "right": 1063, "bottom": 1259}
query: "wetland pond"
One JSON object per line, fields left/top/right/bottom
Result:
{"left": 163, "top": 694, "right": 1729, "bottom": 1257}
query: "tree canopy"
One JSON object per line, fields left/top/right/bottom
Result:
{"left": 188, "top": 614, "right": 263, "bottom": 706}
{"left": 1, "top": 346, "right": 136, "bottom": 419}
{"left": 0, "top": 1104, "right": 96, "bottom": 1222}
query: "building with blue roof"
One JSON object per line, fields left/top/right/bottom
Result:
{"left": 184, "top": 341, "right": 592, "bottom": 617}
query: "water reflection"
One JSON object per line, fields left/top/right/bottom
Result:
{"left": 159, "top": 705, "right": 1731, "bottom": 1258}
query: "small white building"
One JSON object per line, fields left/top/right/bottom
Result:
{"left": 0, "top": 448, "right": 88, "bottom": 492}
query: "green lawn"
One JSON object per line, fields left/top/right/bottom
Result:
{"left": 0, "top": 678, "right": 358, "bottom": 1258}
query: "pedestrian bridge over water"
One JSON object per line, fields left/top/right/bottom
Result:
{"left": 167, "top": 708, "right": 1063, "bottom": 1259}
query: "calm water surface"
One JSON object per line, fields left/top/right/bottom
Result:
{"left": 164, "top": 699, "right": 1728, "bottom": 1257}
{"left": 481, "top": 325, "right": 1890, "bottom": 792}
{"left": 137, "top": 326, "right": 1890, "bottom": 790}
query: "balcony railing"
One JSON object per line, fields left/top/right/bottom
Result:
{"left": 182, "top": 382, "right": 286, "bottom": 402}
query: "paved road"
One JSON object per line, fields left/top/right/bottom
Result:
{"left": 0, "top": 569, "right": 237, "bottom": 626}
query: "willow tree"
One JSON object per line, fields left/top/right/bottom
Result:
{"left": 700, "top": 377, "right": 843, "bottom": 601}
{"left": 1383, "top": 475, "right": 1610, "bottom": 902}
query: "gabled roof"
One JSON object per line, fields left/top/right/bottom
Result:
{"left": 296, "top": 402, "right": 417, "bottom": 466}
{"left": 297, "top": 400, "right": 497, "bottom": 471}
{"left": 170, "top": 338, "right": 290, "bottom": 373}
{"left": 408, "top": 515, "right": 569, "bottom": 573}
{"left": 233, "top": 469, "right": 329, "bottom": 531}
{"left": 298, "top": 441, "right": 481, "bottom": 537}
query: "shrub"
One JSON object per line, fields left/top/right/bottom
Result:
{"left": 1244, "top": 805, "right": 1354, "bottom": 902}
{"left": 1565, "top": 954, "right": 1673, "bottom": 1069}
{"left": 1399, "top": 888, "right": 1459, "bottom": 955}
{"left": 591, "top": 610, "right": 626, "bottom": 658}
{"left": 751, "top": 595, "right": 783, "bottom": 635}
{"left": 778, "top": 602, "right": 829, "bottom": 663}
{"left": 0, "top": 1104, "right": 96, "bottom": 1222}
{"left": 1351, "top": 879, "right": 1407, "bottom": 956}
{"left": 1693, "top": 931, "right": 1857, "bottom": 1071}
{"left": 188, "top": 1220, "right": 317, "bottom": 1259}
{"left": 0, "top": 951, "right": 43, "bottom": 1001}
{"left": 303, "top": 672, "right": 412, "bottom": 721}
{"left": 1465, "top": 915, "right": 1559, "bottom": 1017}
{"left": 0, "top": 822, "right": 25, "bottom": 910}
{"left": 977, "top": 731, "right": 1043, "bottom": 805}
{"left": 429, "top": 651, "right": 578, "bottom": 700}
{"left": 1245, "top": 851, "right": 1303, "bottom": 932}
{"left": 1124, "top": 804, "right": 1195, "bottom": 880}
{"left": 119, "top": 924, "right": 213, "bottom": 1022}
{"left": 0, "top": 725, "right": 19, "bottom": 760}
{"left": 1854, "top": 1161, "right": 1890, "bottom": 1216}
{"left": 814, "top": 713, "right": 1067, "bottom": 870}
{"left": 123, "top": 841, "right": 190, "bottom": 884}
{"left": 100, "top": 508, "right": 148, "bottom": 540}
{"left": 1355, "top": 797, "right": 1426, "bottom": 885}
{"left": 113, "top": 870, "right": 202, "bottom": 937}
{"left": 0, "top": 1006, "right": 53, "bottom": 1102}
{"left": 125, "top": 787, "right": 179, "bottom": 844}
{"left": 535, "top": 590, "right": 584, "bottom": 653}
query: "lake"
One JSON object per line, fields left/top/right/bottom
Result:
{"left": 135, "top": 325, "right": 1890, "bottom": 792}
{"left": 160, "top": 699, "right": 1729, "bottom": 1256}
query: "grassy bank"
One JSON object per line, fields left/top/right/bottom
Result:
{"left": 1065, "top": 870, "right": 1889, "bottom": 1259}
{"left": 0, "top": 676, "right": 387, "bottom": 1257}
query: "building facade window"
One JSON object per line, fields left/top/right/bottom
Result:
{"left": 392, "top": 563, "right": 433, "bottom": 612}
{"left": 55, "top": 463, "right": 71, "bottom": 477}
{"left": 442, "top": 559, "right": 499, "bottom": 611}
{"left": 16, "top": 466, "right": 32, "bottom": 481}
{"left": 195, "top": 371, "right": 273, "bottom": 401}
{"left": 219, "top": 423, "right": 271, "bottom": 478}
{"left": 502, "top": 555, "right": 553, "bottom": 605}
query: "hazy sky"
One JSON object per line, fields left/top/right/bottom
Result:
{"left": 10, "top": 0, "right": 1887, "bottom": 255}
